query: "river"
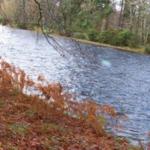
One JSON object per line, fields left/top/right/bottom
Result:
{"left": 0, "top": 25, "right": 150, "bottom": 144}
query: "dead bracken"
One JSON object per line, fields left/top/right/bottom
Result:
{"left": 0, "top": 59, "right": 141, "bottom": 150}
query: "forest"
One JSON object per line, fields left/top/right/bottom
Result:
{"left": 0, "top": 0, "right": 150, "bottom": 52}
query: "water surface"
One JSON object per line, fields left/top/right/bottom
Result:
{"left": 0, "top": 25, "right": 150, "bottom": 143}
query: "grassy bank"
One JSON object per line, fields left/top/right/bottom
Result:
{"left": 0, "top": 59, "right": 142, "bottom": 149}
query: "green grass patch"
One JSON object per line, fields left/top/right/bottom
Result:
{"left": 41, "top": 123, "right": 63, "bottom": 133}
{"left": 25, "top": 109, "right": 37, "bottom": 118}
{"left": 9, "top": 123, "right": 29, "bottom": 136}
{"left": 0, "top": 99, "right": 5, "bottom": 108}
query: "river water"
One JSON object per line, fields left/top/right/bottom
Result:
{"left": 0, "top": 25, "right": 150, "bottom": 144}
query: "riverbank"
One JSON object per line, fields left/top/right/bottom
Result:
{"left": 52, "top": 34, "right": 145, "bottom": 54}
{"left": 0, "top": 86, "right": 141, "bottom": 150}
{"left": 2, "top": 24, "right": 145, "bottom": 55}
{"left": 0, "top": 60, "right": 141, "bottom": 149}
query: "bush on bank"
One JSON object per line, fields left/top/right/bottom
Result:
{"left": 145, "top": 45, "right": 150, "bottom": 54}
{"left": 0, "top": 16, "right": 8, "bottom": 25}
{"left": 72, "top": 29, "right": 139, "bottom": 48}
{"left": 97, "top": 29, "right": 138, "bottom": 47}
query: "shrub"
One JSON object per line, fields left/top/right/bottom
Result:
{"left": 115, "top": 29, "right": 138, "bottom": 47}
{"left": 98, "top": 29, "right": 138, "bottom": 47}
{"left": 16, "top": 23, "right": 28, "bottom": 29}
{"left": 113, "top": 29, "right": 133, "bottom": 46}
{"left": 99, "top": 30, "right": 116, "bottom": 44}
{"left": 87, "top": 29, "right": 99, "bottom": 42}
{"left": 127, "top": 35, "right": 139, "bottom": 48}
{"left": 0, "top": 16, "right": 8, "bottom": 25}
{"left": 145, "top": 45, "right": 150, "bottom": 54}
{"left": 0, "top": 16, "right": 4, "bottom": 23}
{"left": 147, "top": 34, "right": 150, "bottom": 44}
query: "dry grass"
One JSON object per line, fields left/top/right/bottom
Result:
{"left": 0, "top": 59, "right": 141, "bottom": 149}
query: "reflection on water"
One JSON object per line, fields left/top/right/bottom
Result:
{"left": 0, "top": 25, "right": 150, "bottom": 144}
{"left": 101, "top": 59, "right": 112, "bottom": 68}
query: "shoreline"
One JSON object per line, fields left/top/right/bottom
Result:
{"left": 0, "top": 24, "right": 145, "bottom": 55}
{"left": 52, "top": 34, "right": 145, "bottom": 54}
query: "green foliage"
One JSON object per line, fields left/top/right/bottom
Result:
{"left": 9, "top": 123, "right": 29, "bottom": 136}
{"left": 0, "top": 99, "right": 5, "bottom": 108}
{"left": 145, "top": 45, "right": 150, "bottom": 54}
{"left": 16, "top": 23, "right": 27, "bottom": 29}
{"left": 99, "top": 30, "right": 115, "bottom": 44}
{"left": 41, "top": 123, "right": 65, "bottom": 134}
{"left": 98, "top": 29, "right": 138, "bottom": 47}
{"left": 147, "top": 34, "right": 150, "bottom": 44}
{"left": 114, "top": 29, "right": 137, "bottom": 47}
{"left": 73, "top": 29, "right": 138, "bottom": 48}
{"left": 127, "top": 34, "right": 139, "bottom": 48}
{"left": 0, "top": 16, "right": 4, "bottom": 23}
{"left": 95, "top": 0, "right": 113, "bottom": 17}
{"left": 0, "top": 16, "right": 7, "bottom": 25}
{"left": 73, "top": 32, "right": 88, "bottom": 40}
{"left": 87, "top": 29, "right": 99, "bottom": 41}
{"left": 115, "top": 30, "right": 131, "bottom": 45}
{"left": 25, "top": 109, "right": 36, "bottom": 118}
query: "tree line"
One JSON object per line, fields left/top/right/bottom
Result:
{"left": 0, "top": 0, "right": 150, "bottom": 48}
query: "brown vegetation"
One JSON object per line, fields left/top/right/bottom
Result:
{"left": 0, "top": 59, "right": 141, "bottom": 149}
